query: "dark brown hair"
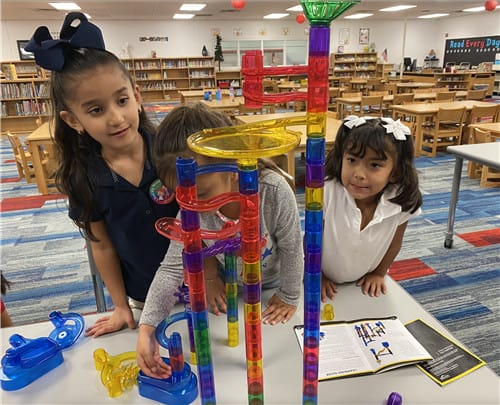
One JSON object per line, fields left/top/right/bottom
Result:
{"left": 325, "top": 118, "right": 422, "bottom": 213}
{"left": 50, "top": 48, "right": 154, "bottom": 240}
{"left": 153, "top": 102, "right": 295, "bottom": 190}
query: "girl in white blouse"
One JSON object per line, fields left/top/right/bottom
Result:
{"left": 321, "top": 116, "right": 422, "bottom": 300}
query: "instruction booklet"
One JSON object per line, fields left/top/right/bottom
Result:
{"left": 294, "top": 316, "right": 432, "bottom": 381}
{"left": 405, "top": 318, "right": 485, "bottom": 386}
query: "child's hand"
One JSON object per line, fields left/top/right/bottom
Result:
{"left": 85, "top": 305, "right": 136, "bottom": 337}
{"left": 356, "top": 273, "right": 387, "bottom": 297}
{"left": 262, "top": 294, "right": 297, "bottom": 325}
{"left": 206, "top": 277, "right": 227, "bottom": 315}
{"left": 136, "top": 325, "right": 172, "bottom": 379}
{"left": 321, "top": 273, "right": 338, "bottom": 302}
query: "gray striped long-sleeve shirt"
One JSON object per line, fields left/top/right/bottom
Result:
{"left": 140, "top": 169, "right": 304, "bottom": 327}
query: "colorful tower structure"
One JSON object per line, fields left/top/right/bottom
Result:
{"left": 299, "top": 2, "right": 358, "bottom": 404}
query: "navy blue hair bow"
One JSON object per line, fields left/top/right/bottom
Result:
{"left": 25, "top": 12, "right": 105, "bottom": 72}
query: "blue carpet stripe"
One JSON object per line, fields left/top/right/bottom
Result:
{"left": 2, "top": 231, "right": 81, "bottom": 245}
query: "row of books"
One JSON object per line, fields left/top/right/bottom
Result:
{"left": 1, "top": 101, "right": 51, "bottom": 117}
{"left": 1, "top": 83, "right": 49, "bottom": 99}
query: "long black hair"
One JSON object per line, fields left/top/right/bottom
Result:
{"left": 50, "top": 48, "right": 154, "bottom": 240}
{"left": 325, "top": 118, "right": 422, "bottom": 213}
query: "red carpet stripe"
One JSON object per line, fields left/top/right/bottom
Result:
{"left": 1, "top": 177, "right": 21, "bottom": 183}
{"left": 389, "top": 258, "right": 437, "bottom": 281}
{"left": 0, "top": 194, "right": 66, "bottom": 212}
{"left": 458, "top": 228, "right": 500, "bottom": 247}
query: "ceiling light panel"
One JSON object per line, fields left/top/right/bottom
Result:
{"left": 380, "top": 5, "right": 416, "bottom": 12}
{"left": 173, "top": 13, "right": 195, "bottom": 19}
{"left": 263, "top": 13, "right": 289, "bottom": 19}
{"left": 418, "top": 13, "right": 449, "bottom": 19}
{"left": 180, "top": 4, "right": 206, "bottom": 11}
{"left": 344, "top": 13, "right": 373, "bottom": 19}
{"left": 49, "top": 2, "right": 81, "bottom": 10}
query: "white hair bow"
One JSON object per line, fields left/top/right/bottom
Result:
{"left": 381, "top": 117, "right": 411, "bottom": 141}
{"left": 343, "top": 115, "right": 374, "bottom": 129}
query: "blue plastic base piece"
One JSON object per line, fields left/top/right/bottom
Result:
{"left": 1, "top": 336, "right": 63, "bottom": 391}
{"left": 137, "top": 357, "right": 198, "bottom": 405}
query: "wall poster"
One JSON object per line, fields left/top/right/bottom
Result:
{"left": 359, "top": 28, "right": 369, "bottom": 45}
{"left": 443, "top": 35, "right": 500, "bottom": 67}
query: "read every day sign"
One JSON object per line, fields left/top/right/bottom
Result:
{"left": 444, "top": 35, "right": 500, "bottom": 67}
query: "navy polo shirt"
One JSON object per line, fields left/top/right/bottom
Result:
{"left": 69, "top": 132, "right": 179, "bottom": 302}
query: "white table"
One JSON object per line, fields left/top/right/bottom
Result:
{"left": 1, "top": 278, "right": 498, "bottom": 404}
{"left": 445, "top": 142, "right": 500, "bottom": 248}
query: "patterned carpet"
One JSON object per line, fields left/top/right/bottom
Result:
{"left": 1, "top": 122, "right": 499, "bottom": 376}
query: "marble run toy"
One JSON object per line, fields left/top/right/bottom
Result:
{"left": 321, "top": 303, "right": 334, "bottom": 321}
{"left": 151, "top": 2, "right": 359, "bottom": 403}
{"left": 138, "top": 329, "right": 198, "bottom": 405}
{"left": 94, "top": 348, "right": 139, "bottom": 397}
{"left": 1, "top": 311, "right": 84, "bottom": 391}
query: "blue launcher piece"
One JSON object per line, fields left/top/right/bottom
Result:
{"left": 1, "top": 311, "right": 84, "bottom": 391}
{"left": 137, "top": 319, "right": 198, "bottom": 404}
{"left": 137, "top": 357, "right": 198, "bottom": 405}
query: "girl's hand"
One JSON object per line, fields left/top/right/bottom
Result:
{"left": 356, "top": 273, "right": 387, "bottom": 297}
{"left": 206, "top": 277, "right": 227, "bottom": 315}
{"left": 321, "top": 273, "right": 338, "bottom": 302}
{"left": 136, "top": 325, "right": 171, "bottom": 379}
{"left": 85, "top": 305, "right": 136, "bottom": 337}
{"left": 262, "top": 294, "right": 297, "bottom": 325}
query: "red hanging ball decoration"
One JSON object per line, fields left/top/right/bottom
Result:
{"left": 296, "top": 13, "right": 306, "bottom": 24}
{"left": 484, "top": 0, "right": 498, "bottom": 11}
{"left": 231, "top": 0, "right": 246, "bottom": 10}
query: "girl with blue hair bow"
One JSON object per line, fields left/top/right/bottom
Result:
{"left": 26, "top": 12, "right": 179, "bottom": 337}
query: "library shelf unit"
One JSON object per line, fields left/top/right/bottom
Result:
{"left": 122, "top": 56, "right": 215, "bottom": 102}
{"left": 215, "top": 69, "right": 241, "bottom": 89}
{"left": 330, "top": 52, "right": 377, "bottom": 79}
{"left": 435, "top": 72, "right": 472, "bottom": 91}
{"left": 376, "top": 63, "right": 395, "bottom": 79}
{"left": 494, "top": 65, "right": 500, "bottom": 95}
{"left": 1, "top": 61, "right": 51, "bottom": 133}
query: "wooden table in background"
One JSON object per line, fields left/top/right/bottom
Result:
{"left": 236, "top": 111, "right": 341, "bottom": 176}
{"left": 179, "top": 89, "right": 230, "bottom": 104}
{"left": 334, "top": 92, "right": 468, "bottom": 120}
{"left": 468, "top": 122, "right": 500, "bottom": 138}
{"left": 391, "top": 100, "right": 493, "bottom": 156}
{"left": 200, "top": 97, "right": 244, "bottom": 112}
{"left": 26, "top": 122, "right": 55, "bottom": 195}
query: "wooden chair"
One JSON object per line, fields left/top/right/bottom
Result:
{"left": 27, "top": 138, "right": 59, "bottom": 193}
{"left": 342, "top": 91, "right": 362, "bottom": 98}
{"left": 263, "top": 79, "right": 278, "bottom": 94}
{"left": 420, "top": 106, "right": 466, "bottom": 157}
{"left": 7, "top": 132, "right": 36, "bottom": 182}
{"left": 365, "top": 78, "right": 383, "bottom": 94}
{"left": 389, "top": 93, "right": 415, "bottom": 120}
{"left": 434, "top": 91, "right": 456, "bottom": 102}
{"left": 337, "top": 77, "right": 351, "bottom": 90}
{"left": 328, "top": 87, "right": 341, "bottom": 114}
{"left": 467, "top": 128, "right": 500, "bottom": 187}
{"left": 359, "top": 95, "right": 384, "bottom": 117}
{"left": 466, "top": 89, "right": 487, "bottom": 101}
{"left": 464, "top": 104, "right": 499, "bottom": 143}
{"left": 338, "top": 91, "right": 362, "bottom": 115}
{"left": 368, "top": 90, "right": 389, "bottom": 96}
